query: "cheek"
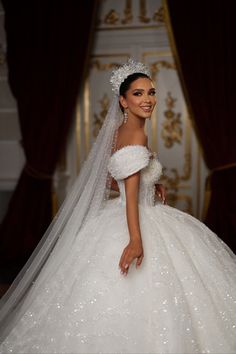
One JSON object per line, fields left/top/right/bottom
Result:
{"left": 129, "top": 97, "right": 141, "bottom": 108}
{"left": 151, "top": 97, "right": 157, "bottom": 107}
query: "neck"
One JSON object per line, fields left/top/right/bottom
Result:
{"left": 124, "top": 114, "right": 146, "bottom": 131}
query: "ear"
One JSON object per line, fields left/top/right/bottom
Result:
{"left": 119, "top": 96, "right": 128, "bottom": 110}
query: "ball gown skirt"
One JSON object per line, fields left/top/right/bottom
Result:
{"left": 0, "top": 145, "right": 235, "bottom": 353}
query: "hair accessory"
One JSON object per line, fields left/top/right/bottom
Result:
{"left": 110, "top": 58, "right": 150, "bottom": 95}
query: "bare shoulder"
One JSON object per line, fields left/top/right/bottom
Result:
{"left": 116, "top": 128, "right": 147, "bottom": 149}
{"left": 129, "top": 130, "right": 147, "bottom": 146}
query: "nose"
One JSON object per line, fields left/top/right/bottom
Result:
{"left": 143, "top": 93, "right": 151, "bottom": 102}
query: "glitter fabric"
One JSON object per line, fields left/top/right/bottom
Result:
{"left": 0, "top": 145, "right": 236, "bottom": 353}
{"left": 110, "top": 58, "right": 151, "bottom": 95}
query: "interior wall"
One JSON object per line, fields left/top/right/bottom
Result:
{"left": 0, "top": 0, "right": 209, "bottom": 222}
{"left": 74, "top": 0, "right": 209, "bottom": 219}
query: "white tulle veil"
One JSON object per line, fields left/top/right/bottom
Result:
{"left": 0, "top": 59, "right": 150, "bottom": 340}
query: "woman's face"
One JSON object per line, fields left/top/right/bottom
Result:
{"left": 120, "top": 77, "right": 156, "bottom": 120}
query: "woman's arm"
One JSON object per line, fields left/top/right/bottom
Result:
{"left": 119, "top": 171, "right": 144, "bottom": 275}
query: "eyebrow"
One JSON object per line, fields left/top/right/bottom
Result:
{"left": 132, "top": 88, "right": 156, "bottom": 92}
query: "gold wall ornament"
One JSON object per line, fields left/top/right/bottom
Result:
{"left": 150, "top": 60, "right": 176, "bottom": 81}
{"left": 121, "top": 0, "right": 133, "bottom": 24}
{"left": 161, "top": 91, "right": 183, "bottom": 148}
{"left": 93, "top": 94, "right": 110, "bottom": 137}
{"left": 161, "top": 152, "right": 191, "bottom": 189}
{"left": 139, "top": 0, "right": 151, "bottom": 23}
{"left": 104, "top": 9, "right": 120, "bottom": 25}
{"left": 91, "top": 59, "right": 120, "bottom": 71}
{"left": 153, "top": 5, "right": 165, "bottom": 23}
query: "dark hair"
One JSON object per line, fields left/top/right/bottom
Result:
{"left": 119, "top": 72, "right": 150, "bottom": 97}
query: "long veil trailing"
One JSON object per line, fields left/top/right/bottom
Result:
{"left": 0, "top": 95, "right": 123, "bottom": 341}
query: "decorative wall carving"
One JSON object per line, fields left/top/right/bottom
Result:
{"left": 161, "top": 91, "right": 182, "bottom": 148}
{"left": 97, "top": 0, "right": 165, "bottom": 29}
{"left": 93, "top": 94, "right": 110, "bottom": 137}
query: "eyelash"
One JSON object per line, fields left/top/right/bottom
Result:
{"left": 133, "top": 91, "right": 156, "bottom": 96}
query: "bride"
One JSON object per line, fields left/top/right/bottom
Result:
{"left": 0, "top": 59, "right": 235, "bottom": 353}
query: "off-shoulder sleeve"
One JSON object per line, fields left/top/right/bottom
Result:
{"left": 108, "top": 145, "right": 150, "bottom": 180}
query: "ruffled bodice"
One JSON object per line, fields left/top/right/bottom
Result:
{"left": 108, "top": 145, "right": 162, "bottom": 206}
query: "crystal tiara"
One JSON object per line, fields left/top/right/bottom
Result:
{"left": 110, "top": 58, "right": 151, "bottom": 95}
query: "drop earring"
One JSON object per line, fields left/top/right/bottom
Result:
{"left": 123, "top": 109, "right": 128, "bottom": 124}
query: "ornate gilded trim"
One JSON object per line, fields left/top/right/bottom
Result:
{"left": 122, "top": 0, "right": 133, "bottom": 24}
{"left": 104, "top": 9, "right": 120, "bottom": 25}
{"left": 161, "top": 91, "right": 183, "bottom": 148}
{"left": 139, "top": 0, "right": 150, "bottom": 23}
{"left": 93, "top": 94, "right": 110, "bottom": 137}
{"left": 153, "top": 5, "right": 165, "bottom": 23}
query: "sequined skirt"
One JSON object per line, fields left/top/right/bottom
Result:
{"left": 1, "top": 199, "right": 236, "bottom": 353}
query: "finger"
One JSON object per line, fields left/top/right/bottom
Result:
{"left": 161, "top": 189, "right": 167, "bottom": 204}
{"left": 120, "top": 256, "right": 129, "bottom": 274}
{"left": 136, "top": 255, "right": 143, "bottom": 268}
{"left": 121, "top": 258, "right": 131, "bottom": 272}
{"left": 119, "top": 249, "right": 127, "bottom": 269}
{"left": 121, "top": 264, "right": 129, "bottom": 275}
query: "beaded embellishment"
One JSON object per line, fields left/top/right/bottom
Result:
{"left": 110, "top": 58, "right": 150, "bottom": 95}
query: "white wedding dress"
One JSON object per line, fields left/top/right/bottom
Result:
{"left": 0, "top": 145, "right": 236, "bottom": 354}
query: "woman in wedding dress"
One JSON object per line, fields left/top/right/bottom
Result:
{"left": 0, "top": 59, "right": 236, "bottom": 354}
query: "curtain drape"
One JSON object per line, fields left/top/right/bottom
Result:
{"left": 165, "top": 0, "right": 236, "bottom": 252}
{"left": 0, "top": 1, "right": 97, "bottom": 280}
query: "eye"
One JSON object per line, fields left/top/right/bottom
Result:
{"left": 150, "top": 90, "right": 156, "bottom": 96}
{"left": 133, "top": 91, "right": 142, "bottom": 96}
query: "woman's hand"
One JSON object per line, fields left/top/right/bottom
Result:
{"left": 155, "top": 183, "right": 167, "bottom": 204}
{"left": 119, "top": 239, "right": 144, "bottom": 276}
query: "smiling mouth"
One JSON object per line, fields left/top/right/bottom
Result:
{"left": 141, "top": 106, "right": 152, "bottom": 112}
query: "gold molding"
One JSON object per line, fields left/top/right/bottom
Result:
{"left": 104, "top": 9, "right": 120, "bottom": 25}
{"left": 97, "top": 0, "right": 165, "bottom": 30}
{"left": 153, "top": 5, "right": 165, "bottom": 23}
{"left": 122, "top": 0, "right": 133, "bottom": 24}
{"left": 91, "top": 60, "right": 120, "bottom": 71}
{"left": 150, "top": 60, "right": 176, "bottom": 81}
{"left": 96, "top": 24, "right": 165, "bottom": 31}
{"left": 93, "top": 94, "right": 110, "bottom": 137}
{"left": 139, "top": 0, "right": 151, "bottom": 23}
{"left": 161, "top": 91, "right": 182, "bottom": 148}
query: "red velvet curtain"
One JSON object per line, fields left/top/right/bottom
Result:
{"left": 166, "top": 0, "right": 236, "bottom": 252}
{"left": 0, "top": 1, "right": 97, "bottom": 279}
